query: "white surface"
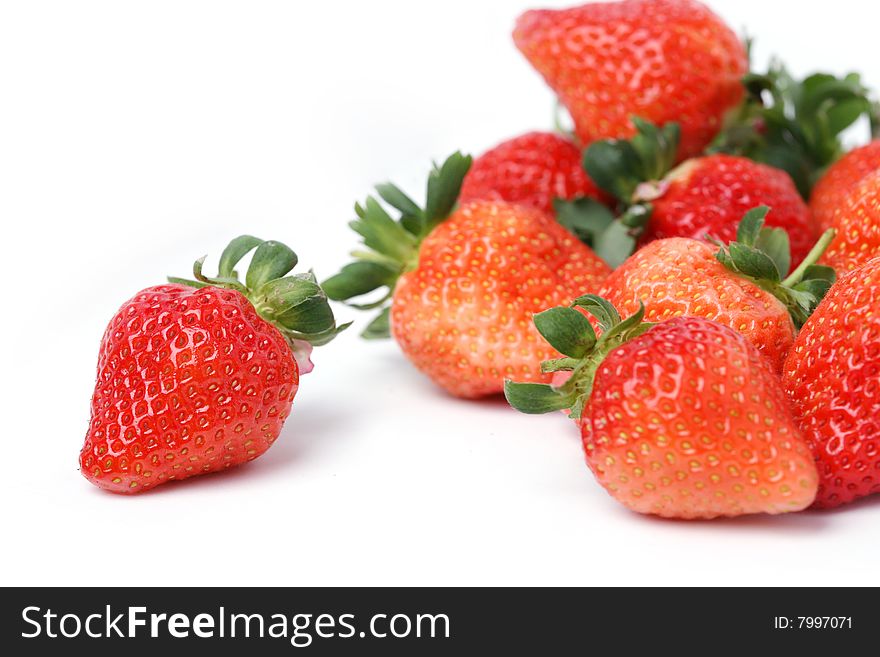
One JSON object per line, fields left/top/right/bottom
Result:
{"left": 2, "top": 0, "right": 878, "bottom": 587}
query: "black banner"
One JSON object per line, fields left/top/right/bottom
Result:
{"left": 0, "top": 587, "right": 873, "bottom": 654}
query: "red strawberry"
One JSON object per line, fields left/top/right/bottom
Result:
{"left": 459, "top": 131, "right": 606, "bottom": 215}
{"left": 514, "top": 0, "right": 747, "bottom": 160}
{"left": 80, "top": 237, "right": 346, "bottom": 494}
{"left": 645, "top": 154, "right": 817, "bottom": 265}
{"left": 782, "top": 257, "right": 880, "bottom": 508}
{"left": 810, "top": 141, "right": 880, "bottom": 272}
{"left": 324, "top": 153, "right": 611, "bottom": 398}
{"left": 577, "top": 120, "right": 818, "bottom": 268}
{"left": 506, "top": 298, "right": 819, "bottom": 519}
{"left": 599, "top": 208, "right": 837, "bottom": 372}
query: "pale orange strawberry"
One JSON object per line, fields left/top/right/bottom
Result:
{"left": 599, "top": 208, "right": 836, "bottom": 372}
{"left": 325, "top": 153, "right": 610, "bottom": 398}
{"left": 392, "top": 200, "right": 609, "bottom": 398}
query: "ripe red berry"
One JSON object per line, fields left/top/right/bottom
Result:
{"left": 783, "top": 257, "right": 880, "bottom": 508}
{"left": 460, "top": 132, "right": 606, "bottom": 215}
{"left": 514, "top": 0, "right": 747, "bottom": 159}
{"left": 80, "top": 237, "right": 345, "bottom": 493}
{"left": 506, "top": 298, "right": 818, "bottom": 519}
{"left": 810, "top": 141, "right": 880, "bottom": 272}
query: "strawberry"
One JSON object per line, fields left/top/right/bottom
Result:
{"left": 324, "top": 153, "right": 611, "bottom": 398}
{"left": 599, "top": 208, "right": 837, "bottom": 373}
{"left": 574, "top": 119, "right": 817, "bottom": 268}
{"left": 79, "top": 237, "right": 346, "bottom": 494}
{"left": 459, "top": 131, "right": 606, "bottom": 215}
{"left": 513, "top": 0, "right": 747, "bottom": 160}
{"left": 809, "top": 141, "right": 880, "bottom": 272}
{"left": 782, "top": 257, "right": 880, "bottom": 508}
{"left": 505, "top": 297, "right": 819, "bottom": 519}
{"left": 643, "top": 155, "right": 817, "bottom": 262}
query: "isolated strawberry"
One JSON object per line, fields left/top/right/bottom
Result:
{"left": 506, "top": 298, "right": 819, "bottom": 519}
{"left": 80, "top": 237, "right": 346, "bottom": 494}
{"left": 459, "top": 131, "right": 606, "bottom": 215}
{"left": 809, "top": 141, "right": 880, "bottom": 272}
{"left": 574, "top": 119, "right": 818, "bottom": 267}
{"left": 600, "top": 208, "right": 836, "bottom": 372}
{"left": 324, "top": 153, "right": 611, "bottom": 398}
{"left": 513, "top": 0, "right": 747, "bottom": 160}
{"left": 783, "top": 257, "right": 880, "bottom": 508}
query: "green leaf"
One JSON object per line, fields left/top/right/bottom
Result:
{"left": 583, "top": 139, "right": 643, "bottom": 201}
{"left": 792, "top": 278, "right": 833, "bottom": 301}
{"left": 375, "top": 183, "right": 422, "bottom": 217}
{"left": 601, "top": 302, "right": 647, "bottom": 343}
{"left": 352, "top": 197, "right": 419, "bottom": 263}
{"left": 736, "top": 206, "right": 770, "bottom": 245}
{"left": 167, "top": 276, "right": 210, "bottom": 289}
{"left": 277, "top": 294, "right": 336, "bottom": 336}
{"left": 423, "top": 152, "right": 472, "bottom": 229}
{"left": 376, "top": 183, "right": 425, "bottom": 236}
{"left": 617, "top": 204, "right": 652, "bottom": 230}
{"left": 572, "top": 295, "right": 621, "bottom": 333}
{"left": 826, "top": 98, "right": 870, "bottom": 137}
{"left": 802, "top": 264, "right": 836, "bottom": 284}
{"left": 218, "top": 235, "right": 264, "bottom": 279}
{"left": 256, "top": 275, "right": 323, "bottom": 317}
{"left": 532, "top": 307, "right": 596, "bottom": 359}
{"left": 710, "top": 60, "right": 877, "bottom": 198}
{"left": 329, "top": 151, "right": 472, "bottom": 340}
{"left": 728, "top": 242, "right": 782, "bottom": 282}
{"left": 400, "top": 213, "right": 426, "bottom": 237}
{"left": 593, "top": 220, "right": 637, "bottom": 269}
{"left": 245, "top": 240, "right": 299, "bottom": 290}
{"left": 754, "top": 226, "right": 791, "bottom": 278}
{"left": 503, "top": 381, "right": 576, "bottom": 415}
{"left": 362, "top": 307, "right": 391, "bottom": 340}
{"left": 322, "top": 261, "right": 398, "bottom": 301}
{"left": 553, "top": 197, "right": 615, "bottom": 245}
{"left": 630, "top": 117, "right": 679, "bottom": 181}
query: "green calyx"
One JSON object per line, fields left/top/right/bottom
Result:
{"left": 322, "top": 152, "right": 473, "bottom": 339}
{"left": 556, "top": 118, "right": 680, "bottom": 268}
{"left": 504, "top": 296, "right": 655, "bottom": 420}
{"left": 712, "top": 207, "right": 837, "bottom": 328}
{"left": 710, "top": 57, "right": 880, "bottom": 198}
{"left": 168, "top": 236, "right": 349, "bottom": 363}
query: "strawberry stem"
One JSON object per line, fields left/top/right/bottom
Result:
{"left": 782, "top": 228, "right": 837, "bottom": 287}
{"left": 714, "top": 209, "right": 837, "bottom": 328}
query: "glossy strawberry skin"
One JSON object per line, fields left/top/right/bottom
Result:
{"left": 80, "top": 284, "right": 299, "bottom": 493}
{"left": 646, "top": 155, "right": 817, "bottom": 267}
{"left": 459, "top": 132, "right": 606, "bottom": 214}
{"left": 514, "top": 0, "right": 747, "bottom": 160}
{"left": 391, "top": 200, "right": 611, "bottom": 398}
{"left": 810, "top": 141, "right": 880, "bottom": 272}
{"left": 581, "top": 317, "right": 818, "bottom": 519}
{"left": 782, "top": 258, "right": 880, "bottom": 508}
{"left": 600, "top": 238, "right": 796, "bottom": 373}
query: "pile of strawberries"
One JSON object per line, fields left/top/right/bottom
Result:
{"left": 80, "top": 0, "right": 880, "bottom": 521}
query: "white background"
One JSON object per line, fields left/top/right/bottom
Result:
{"left": 2, "top": 0, "right": 878, "bottom": 587}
